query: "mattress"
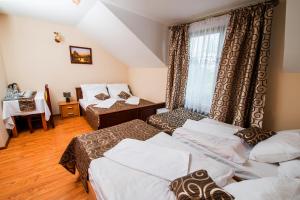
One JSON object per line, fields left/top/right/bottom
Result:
{"left": 148, "top": 107, "right": 205, "bottom": 134}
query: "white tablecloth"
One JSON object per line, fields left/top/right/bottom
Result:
{"left": 2, "top": 91, "right": 51, "bottom": 129}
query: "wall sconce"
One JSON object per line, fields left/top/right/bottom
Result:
{"left": 54, "top": 32, "right": 63, "bottom": 43}
{"left": 72, "top": 0, "right": 80, "bottom": 5}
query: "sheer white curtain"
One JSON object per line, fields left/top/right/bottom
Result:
{"left": 185, "top": 15, "right": 229, "bottom": 114}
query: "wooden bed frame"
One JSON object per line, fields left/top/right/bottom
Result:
{"left": 75, "top": 87, "right": 165, "bottom": 129}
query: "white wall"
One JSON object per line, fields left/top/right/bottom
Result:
{"left": 102, "top": 2, "right": 169, "bottom": 103}
{"left": 128, "top": 67, "right": 167, "bottom": 103}
{"left": 0, "top": 51, "right": 9, "bottom": 148}
{"left": 283, "top": 0, "right": 300, "bottom": 72}
{"left": 103, "top": 2, "right": 168, "bottom": 64}
{"left": 0, "top": 51, "right": 7, "bottom": 98}
{"left": 264, "top": 0, "right": 300, "bottom": 130}
{"left": 0, "top": 14, "right": 129, "bottom": 114}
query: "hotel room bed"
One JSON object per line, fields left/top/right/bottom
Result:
{"left": 88, "top": 132, "right": 236, "bottom": 200}
{"left": 59, "top": 119, "right": 161, "bottom": 191}
{"left": 76, "top": 87, "right": 165, "bottom": 130}
{"left": 148, "top": 107, "right": 205, "bottom": 133}
{"left": 86, "top": 130, "right": 281, "bottom": 200}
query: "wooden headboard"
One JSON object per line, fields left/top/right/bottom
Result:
{"left": 75, "top": 87, "right": 83, "bottom": 101}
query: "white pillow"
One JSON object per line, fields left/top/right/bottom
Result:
{"left": 278, "top": 159, "right": 300, "bottom": 179}
{"left": 200, "top": 118, "right": 244, "bottom": 130}
{"left": 224, "top": 177, "right": 300, "bottom": 200}
{"left": 107, "top": 83, "right": 131, "bottom": 98}
{"left": 80, "top": 84, "right": 108, "bottom": 100}
{"left": 249, "top": 131, "right": 300, "bottom": 163}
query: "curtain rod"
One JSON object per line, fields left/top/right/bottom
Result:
{"left": 177, "top": 0, "right": 279, "bottom": 26}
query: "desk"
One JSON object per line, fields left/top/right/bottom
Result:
{"left": 2, "top": 91, "right": 51, "bottom": 137}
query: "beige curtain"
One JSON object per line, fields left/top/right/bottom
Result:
{"left": 166, "top": 24, "right": 190, "bottom": 110}
{"left": 210, "top": 2, "right": 274, "bottom": 128}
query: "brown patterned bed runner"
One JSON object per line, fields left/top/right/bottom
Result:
{"left": 85, "top": 99, "right": 154, "bottom": 130}
{"left": 59, "top": 119, "right": 160, "bottom": 191}
{"left": 18, "top": 91, "right": 37, "bottom": 112}
{"left": 148, "top": 108, "right": 205, "bottom": 134}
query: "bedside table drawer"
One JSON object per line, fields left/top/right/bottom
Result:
{"left": 60, "top": 104, "right": 80, "bottom": 118}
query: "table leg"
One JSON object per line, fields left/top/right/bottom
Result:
{"left": 26, "top": 116, "right": 33, "bottom": 133}
{"left": 41, "top": 113, "right": 48, "bottom": 131}
{"left": 11, "top": 116, "right": 18, "bottom": 137}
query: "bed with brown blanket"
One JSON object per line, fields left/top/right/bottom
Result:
{"left": 148, "top": 107, "right": 206, "bottom": 134}
{"left": 59, "top": 119, "right": 160, "bottom": 191}
{"left": 76, "top": 87, "right": 165, "bottom": 130}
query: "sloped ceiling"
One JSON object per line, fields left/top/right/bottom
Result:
{"left": 101, "top": 0, "right": 259, "bottom": 25}
{"left": 77, "top": 1, "right": 166, "bottom": 68}
{"left": 103, "top": 2, "right": 168, "bottom": 64}
{"left": 0, "top": 0, "right": 259, "bottom": 25}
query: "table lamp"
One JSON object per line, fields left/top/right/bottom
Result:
{"left": 63, "top": 92, "right": 71, "bottom": 103}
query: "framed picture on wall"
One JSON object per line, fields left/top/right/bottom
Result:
{"left": 69, "top": 46, "right": 93, "bottom": 64}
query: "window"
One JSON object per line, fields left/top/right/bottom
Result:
{"left": 185, "top": 15, "right": 229, "bottom": 114}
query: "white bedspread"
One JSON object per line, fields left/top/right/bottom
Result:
{"left": 2, "top": 91, "right": 51, "bottom": 129}
{"left": 175, "top": 135, "right": 278, "bottom": 179}
{"left": 79, "top": 99, "right": 102, "bottom": 110}
{"left": 125, "top": 96, "right": 140, "bottom": 105}
{"left": 89, "top": 158, "right": 176, "bottom": 200}
{"left": 173, "top": 127, "right": 249, "bottom": 164}
{"left": 104, "top": 138, "right": 190, "bottom": 181}
{"left": 93, "top": 98, "right": 117, "bottom": 109}
{"left": 79, "top": 96, "right": 139, "bottom": 110}
{"left": 89, "top": 132, "right": 235, "bottom": 200}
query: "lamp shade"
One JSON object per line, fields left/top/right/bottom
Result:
{"left": 63, "top": 92, "right": 71, "bottom": 98}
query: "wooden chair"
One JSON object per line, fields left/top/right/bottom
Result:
{"left": 44, "top": 84, "right": 55, "bottom": 128}
{"left": 25, "top": 84, "right": 54, "bottom": 133}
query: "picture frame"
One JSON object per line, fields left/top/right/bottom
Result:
{"left": 69, "top": 46, "right": 93, "bottom": 64}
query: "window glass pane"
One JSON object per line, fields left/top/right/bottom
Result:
{"left": 185, "top": 15, "right": 229, "bottom": 114}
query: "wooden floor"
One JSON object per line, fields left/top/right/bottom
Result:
{"left": 0, "top": 117, "right": 93, "bottom": 200}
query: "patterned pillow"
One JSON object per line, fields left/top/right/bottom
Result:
{"left": 118, "top": 91, "right": 131, "bottom": 100}
{"left": 94, "top": 93, "right": 110, "bottom": 100}
{"left": 234, "top": 127, "right": 276, "bottom": 146}
{"left": 170, "top": 170, "right": 234, "bottom": 200}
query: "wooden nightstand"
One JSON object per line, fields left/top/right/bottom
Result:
{"left": 59, "top": 101, "right": 80, "bottom": 119}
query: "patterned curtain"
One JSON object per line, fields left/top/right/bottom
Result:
{"left": 166, "top": 24, "right": 190, "bottom": 110}
{"left": 209, "top": 2, "right": 275, "bottom": 128}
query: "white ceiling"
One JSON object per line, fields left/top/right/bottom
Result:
{"left": 101, "top": 0, "right": 259, "bottom": 25}
{"left": 0, "top": 0, "right": 263, "bottom": 26}
{"left": 0, "top": 0, "right": 97, "bottom": 25}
